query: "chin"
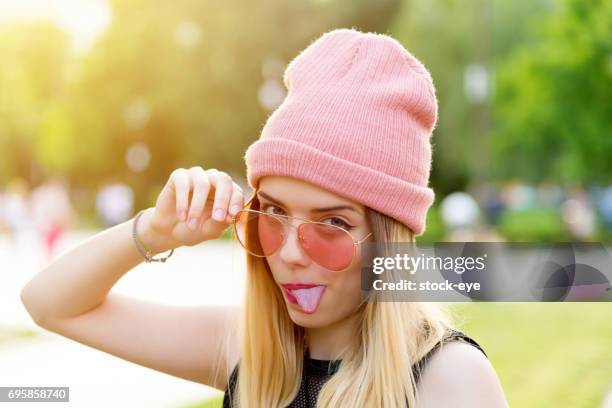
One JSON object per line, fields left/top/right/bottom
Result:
{"left": 285, "top": 305, "right": 334, "bottom": 328}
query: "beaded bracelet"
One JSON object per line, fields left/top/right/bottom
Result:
{"left": 132, "top": 210, "right": 175, "bottom": 263}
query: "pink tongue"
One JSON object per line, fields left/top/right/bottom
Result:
{"left": 290, "top": 286, "right": 326, "bottom": 313}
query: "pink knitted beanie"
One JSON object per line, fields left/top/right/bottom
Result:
{"left": 244, "top": 28, "right": 438, "bottom": 236}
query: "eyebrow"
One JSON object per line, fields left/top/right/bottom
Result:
{"left": 257, "top": 191, "right": 363, "bottom": 216}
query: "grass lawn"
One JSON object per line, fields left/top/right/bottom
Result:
{"left": 453, "top": 302, "right": 612, "bottom": 408}
{"left": 182, "top": 396, "right": 223, "bottom": 408}
{"left": 182, "top": 303, "right": 612, "bottom": 408}
{"left": 0, "top": 327, "right": 38, "bottom": 345}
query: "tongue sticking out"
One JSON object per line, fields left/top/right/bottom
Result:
{"left": 290, "top": 286, "right": 326, "bottom": 314}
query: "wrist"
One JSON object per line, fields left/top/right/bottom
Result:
{"left": 135, "top": 208, "right": 178, "bottom": 255}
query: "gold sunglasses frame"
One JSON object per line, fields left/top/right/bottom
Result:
{"left": 230, "top": 194, "right": 372, "bottom": 272}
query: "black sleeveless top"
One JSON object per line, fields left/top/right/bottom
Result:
{"left": 222, "top": 329, "right": 487, "bottom": 407}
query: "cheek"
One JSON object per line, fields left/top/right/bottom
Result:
{"left": 265, "top": 255, "right": 286, "bottom": 281}
{"left": 323, "top": 266, "right": 363, "bottom": 311}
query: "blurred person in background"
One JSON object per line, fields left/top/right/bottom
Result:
{"left": 595, "top": 185, "right": 612, "bottom": 231}
{"left": 561, "top": 186, "right": 596, "bottom": 240}
{"left": 96, "top": 181, "right": 135, "bottom": 228}
{"left": 0, "top": 178, "right": 32, "bottom": 247}
{"left": 29, "top": 177, "right": 76, "bottom": 260}
{"left": 478, "top": 182, "right": 504, "bottom": 226}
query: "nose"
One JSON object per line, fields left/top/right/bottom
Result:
{"left": 277, "top": 219, "right": 312, "bottom": 268}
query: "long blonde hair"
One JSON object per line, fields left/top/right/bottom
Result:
{"left": 226, "top": 194, "right": 455, "bottom": 407}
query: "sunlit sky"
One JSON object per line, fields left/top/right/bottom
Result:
{"left": 0, "top": 0, "right": 111, "bottom": 53}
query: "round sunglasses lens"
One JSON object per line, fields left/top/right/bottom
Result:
{"left": 258, "top": 213, "right": 285, "bottom": 256}
{"left": 299, "top": 223, "right": 354, "bottom": 271}
{"left": 235, "top": 211, "right": 284, "bottom": 257}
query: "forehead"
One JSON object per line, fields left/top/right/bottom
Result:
{"left": 257, "top": 176, "right": 364, "bottom": 211}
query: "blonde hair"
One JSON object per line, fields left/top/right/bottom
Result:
{"left": 226, "top": 195, "right": 455, "bottom": 407}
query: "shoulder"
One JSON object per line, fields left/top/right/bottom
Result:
{"left": 415, "top": 333, "right": 508, "bottom": 408}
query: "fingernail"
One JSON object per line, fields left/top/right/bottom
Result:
{"left": 213, "top": 208, "right": 225, "bottom": 221}
{"left": 188, "top": 218, "right": 199, "bottom": 230}
{"left": 230, "top": 205, "right": 240, "bottom": 215}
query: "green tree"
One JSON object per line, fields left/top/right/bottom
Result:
{"left": 67, "top": 0, "right": 399, "bottom": 208}
{"left": 391, "top": 0, "right": 554, "bottom": 195}
{"left": 0, "top": 22, "right": 70, "bottom": 184}
{"left": 492, "top": 0, "right": 612, "bottom": 184}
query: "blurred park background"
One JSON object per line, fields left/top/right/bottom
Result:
{"left": 1, "top": 0, "right": 611, "bottom": 407}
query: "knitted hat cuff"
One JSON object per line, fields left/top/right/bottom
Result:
{"left": 245, "top": 137, "right": 434, "bottom": 236}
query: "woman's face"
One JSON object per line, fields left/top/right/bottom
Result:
{"left": 257, "top": 176, "right": 373, "bottom": 329}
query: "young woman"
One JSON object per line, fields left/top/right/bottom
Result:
{"left": 21, "top": 29, "right": 508, "bottom": 407}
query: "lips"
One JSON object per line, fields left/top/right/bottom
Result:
{"left": 283, "top": 283, "right": 322, "bottom": 290}
{"left": 281, "top": 283, "right": 326, "bottom": 314}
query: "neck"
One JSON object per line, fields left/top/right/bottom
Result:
{"left": 305, "top": 311, "right": 360, "bottom": 360}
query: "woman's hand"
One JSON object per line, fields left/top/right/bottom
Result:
{"left": 138, "top": 167, "right": 246, "bottom": 253}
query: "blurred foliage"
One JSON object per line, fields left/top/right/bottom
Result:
{"left": 491, "top": 0, "right": 612, "bottom": 184}
{"left": 391, "top": 0, "right": 555, "bottom": 196}
{"left": 0, "top": 22, "right": 70, "bottom": 184}
{"left": 416, "top": 204, "right": 446, "bottom": 242}
{"left": 1, "top": 0, "right": 610, "bottom": 233}
{"left": 594, "top": 215, "right": 612, "bottom": 242}
{"left": 496, "top": 208, "right": 571, "bottom": 242}
{"left": 0, "top": 0, "right": 401, "bottom": 212}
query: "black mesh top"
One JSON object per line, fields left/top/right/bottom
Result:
{"left": 222, "top": 329, "right": 487, "bottom": 408}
